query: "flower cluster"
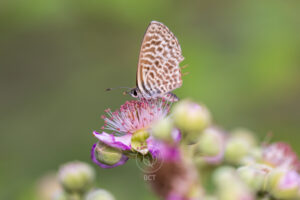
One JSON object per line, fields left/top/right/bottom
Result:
{"left": 36, "top": 161, "right": 115, "bottom": 200}
{"left": 91, "top": 98, "right": 300, "bottom": 200}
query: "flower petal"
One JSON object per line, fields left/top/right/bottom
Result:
{"left": 91, "top": 143, "right": 129, "bottom": 169}
{"left": 93, "top": 131, "right": 131, "bottom": 151}
{"left": 147, "top": 136, "right": 181, "bottom": 161}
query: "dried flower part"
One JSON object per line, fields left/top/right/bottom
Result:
{"left": 263, "top": 142, "right": 300, "bottom": 171}
{"left": 148, "top": 155, "right": 200, "bottom": 200}
{"left": 101, "top": 99, "right": 170, "bottom": 135}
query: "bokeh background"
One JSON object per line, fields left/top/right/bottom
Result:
{"left": 1, "top": 0, "right": 300, "bottom": 199}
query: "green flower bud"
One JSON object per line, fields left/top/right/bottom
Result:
{"left": 52, "top": 191, "right": 68, "bottom": 200}
{"left": 131, "top": 129, "right": 150, "bottom": 155}
{"left": 95, "top": 142, "right": 123, "bottom": 166}
{"left": 84, "top": 189, "right": 115, "bottom": 200}
{"left": 203, "top": 195, "right": 218, "bottom": 200}
{"left": 237, "top": 164, "right": 272, "bottom": 191}
{"left": 58, "top": 161, "right": 95, "bottom": 193}
{"left": 196, "top": 127, "right": 225, "bottom": 157}
{"left": 267, "top": 169, "right": 300, "bottom": 199}
{"left": 152, "top": 118, "right": 173, "bottom": 141}
{"left": 172, "top": 100, "right": 211, "bottom": 143}
{"left": 231, "top": 128, "right": 258, "bottom": 147}
{"left": 240, "top": 147, "right": 263, "bottom": 166}
{"left": 213, "top": 167, "right": 254, "bottom": 200}
{"left": 212, "top": 166, "right": 237, "bottom": 187}
{"left": 36, "top": 173, "right": 62, "bottom": 200}
{"left": 224, "top": 130, "right": 256, "bottom": 165}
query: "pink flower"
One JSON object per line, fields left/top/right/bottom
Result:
{"left": 101, "top": 99, "right": 170, "bottom": 135}
{"left": 263, "top": 142, "right": 300, "bottom": 171}
{"left": 91, "top": 99, "right": 172, "bottom": 168}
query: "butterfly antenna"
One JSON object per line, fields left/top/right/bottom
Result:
{"left": 105, "top": 87, "right": 131, "bottom": 92}
{"left": 262, "top": 131, "right": 273, "bottom": 147}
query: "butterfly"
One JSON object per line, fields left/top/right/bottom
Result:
{"left": 128, "top": 21, "right": 184, "bottom": 102}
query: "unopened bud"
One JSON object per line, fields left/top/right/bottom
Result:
{"left": 152, "top": 118, "right": 173, "bottom": 142}
{"left": 52, "top": 191, "right": 68, "bottom": 200}
{"left": 212, "top": 166, "right": 237, "bottom": 187}
{"left": 58, "top": 161, "right": 95, "bottom": 193}
{"left": 95, "top": 142, "right": 123, "bottom": 166}
{"left": 213, "top": 167, "right": 255, "bottom": 200}
{"left": 35, "top": 173, "right": 62, "bottom": 200}
{"left": 194, "top": 127, "right": 226, "bottom": 164}
{"left": 231, "top": 128, "right": 257, "bottom": 147}
{"left": 224, "top": 130, "right": 256, "bottom": 165}
{"left": 203, "top": 195, "right": 218, "bottom": 200}
{"left": 237, "top": 164, "right": 272, "bottom": 191}
{"left": 267, "top": 169, "right": 300, "bottom": 199}
{"left": 172, "top": 100, "right": 211, "bottom": 133}
{"left": 172, "top": 100, "right": 211, "bottom": 143}
{"left": 54, "top": 193, "right": 81, "bottom": 200}
{"left": 84, "top": 189, "right": 115, "bottom": 200}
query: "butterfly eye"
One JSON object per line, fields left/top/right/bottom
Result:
{"left": 130, "top": 89, "right": 138, "bottom": 98}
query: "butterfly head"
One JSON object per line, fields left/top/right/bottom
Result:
{"left": 128, "top": 88, "right": 143, "bottom": 99}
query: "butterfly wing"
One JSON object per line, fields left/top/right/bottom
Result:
{"left": 136, "top": 21, "right": 184, "bottom": 99}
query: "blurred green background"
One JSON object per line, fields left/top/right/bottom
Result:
{"left": 1, "top": 0, "right": 300, "bottom": 199}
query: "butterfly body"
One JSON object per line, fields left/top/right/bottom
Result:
{"left": 129, "top": 88, "right": 179, "bottom": 102}
{"left": 129, "top": 21, "right": 184, "bottom": 102}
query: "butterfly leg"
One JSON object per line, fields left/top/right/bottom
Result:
{"left": 162, "top": 92, "right": 179, "bottom": 102}
{"left": 181, "top": 64, "right": 188, "bottom": 69}
{"left": 182, "top": 72, "right": 190, "bottom": 76}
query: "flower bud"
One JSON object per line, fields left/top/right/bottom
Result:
{"left": 213, "top": 166, "right": 254, "bottom": 200}
{"left": 224, "top": 130, "right": 256, "bottom": 165}
{"left": 203, "top": 195, "right": 218, "bottom": 200}
{"left": 52, "top": 192, "right": 67, "bottom": 200}
{"left": 53, "top": 192, "right": 80, "bottom": 200}
{"left": 194, "top": 127, "right": 226, "bottom": 164}
{"left": 172, "top": 100, "right": 211, "bottom": 143}
{"left": 36, "top": 173, "right": 62, "bottom": 200}
{"left": 231, "top": 128, "right": 257, "bottom": 147}
{"left": 212, "top": 166, "right": 237, "bottom": 187}
{"left": 267, "top": 169, "right": 300, "bottom": 199}
{"left": 94, "top": 142, "right": 123, "bottom": 166}
{"left": 58, "top": 161, "right": 95, "bottom": 193}
{"left": 240, "top": 147, "right": 263, "bottom": 166}
{"left": 84, "top": 189, "right": 115, "bottom": 200}
{"left": 237, "top": 164, "right": 272, "bottom": 191}
{"left": 152, "top": 117, "right": 173, "bottom": 142}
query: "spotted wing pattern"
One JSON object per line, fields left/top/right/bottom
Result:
{"left": 137, "top": 21, "right": 184, "bottom": 99}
